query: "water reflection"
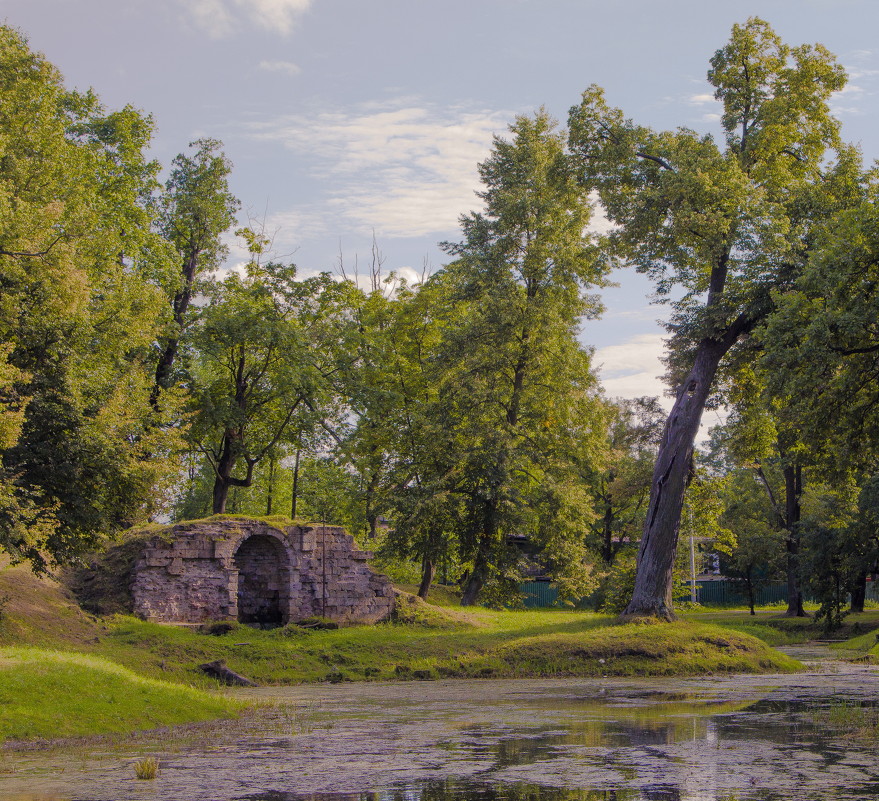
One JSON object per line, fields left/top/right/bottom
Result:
{"left": 243, "top": 778, "right": 768, "bottom": 801}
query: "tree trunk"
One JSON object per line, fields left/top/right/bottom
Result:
{"left": 850, "top": 571, "right": 867, "bottom": 614}
{"left": 461, "top": 552, "right": 488, "bottom": 606}
{"left": 745, "top": 569, "right": 756, "bottom": 616}
{"left": 211, "top": 430, "right": 255, "bottom": 514}
{"left": 150, "top": 339, "right": 179, "bottom": 407}
{"left": 150, "top": 253, "right": 199, "bottom": 407}
{"left": 418, "top": 555, "right": 435, "bottom": 599}
{"left": 212, "top": 436, "right": 236, "bottom": 514}
{"left": 622, "top": 340, "right": 725, "bottom": 620}
{"left": 783, "top": 463, "right": 806, "bottom": 617}
{"left": 461, "top": 497, "right": 499, "bottom": 606}
{"left": 291, "top": 446, "right": 301, "bottom": 519}
{"left": 265, "top": 454, "right": 275, "bottom": 516}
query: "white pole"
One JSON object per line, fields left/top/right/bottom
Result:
{"left": 689, "top": 507, "right": 697, "bottom": 604}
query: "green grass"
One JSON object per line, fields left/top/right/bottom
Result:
{"left": 90, "top": 608, "right": 800, "bottom": 686}
{"left": 0, "top": 558, "right": 805, "bottom": 745}
{"left": 0, "top": 647, "right": 244, "bottom": 743}
{"left": 682, "top": 608, "right": 879, "bottom": 646}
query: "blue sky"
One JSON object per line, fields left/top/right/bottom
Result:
{"left": 5, "top": 0, "right": 879, "bottom": 409}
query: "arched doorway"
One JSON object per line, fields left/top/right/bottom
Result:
{"left": 234, "top": 534, "right": 289, "bottom": 626}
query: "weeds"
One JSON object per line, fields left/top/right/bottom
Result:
{"left": 813, "top": 699, "right": 879, "bottom": 740}
{"left": 134, "top": 756, "right": 159, "bottom": 779}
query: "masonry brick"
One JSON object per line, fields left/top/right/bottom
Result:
{"left": 131, "top": 518, "right": 395, "bottom": 626}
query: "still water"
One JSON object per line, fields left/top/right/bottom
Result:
{"left": 1, "top": 646, "right": 877, "bottom": 801}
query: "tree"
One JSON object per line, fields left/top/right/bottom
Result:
{"left": 186, "top": 263, "right": 339, "bottom": 513}
{"left": 152, "top": 139, "right": 239, "bottom": 405}
{"left": 587, "top": 397, "right": 663, "bottom": 566}
{"left": 799, "top": 480, "right": 860, "bottom": 631}
{"left": 0, "top": 26, "right": 181, "bottom": 568}
{"left": 715, "top": 469, "right": 786, "bottom": 615}
{"left": 760, "top": 168, "right": 879, "bottom": 489}
{"left": 568, "top": 18, "right": 850, "bottom": 618}
{"left": 436, "top": 110, "right": 607, "bottom": 605}
{"left": 335, "top": 271, "right": 459, "bottom": 597}
{"left": 710, "top": 366, "right": 813, "bottom": 616}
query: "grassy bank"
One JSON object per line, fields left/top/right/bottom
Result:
{"left": 682, "top": 608, "right": 879, "bottom": 646}
{"left": 90, "top": 604, "right": 800, "bottom": 686}
{"left": 0, "top": 647, "right": 243, "bottom": 743}
{"left": 0, "top": 558, "right": 809, "bottom": 744}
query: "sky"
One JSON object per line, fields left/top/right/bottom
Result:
{"left": 5, "top": 0, "right": 879, "bottom": 414}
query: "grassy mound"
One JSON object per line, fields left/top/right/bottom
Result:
{"left": 0, "top": 559, "right": 104, "bottom": 647}
{"left": 90, "top": 610, "right": 799, "bottom": 686}
{"left": 491, "top": 620, "right": 800, "bottom": 676}
{"left": 832, "top": 625, "right": 879, "bottom": 660}
{"left": 686, "top": 608, "right": 879, "bottom": 646}
{"left": 0, "top": 647, "right": 243, "bottom": 743}
{"left": 392, "top": 590, "right": 484, "bottom": 628}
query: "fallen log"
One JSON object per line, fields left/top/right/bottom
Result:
{"left": 198, "top": 659, "right": 258, "bottom": 687}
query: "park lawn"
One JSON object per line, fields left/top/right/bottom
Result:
{"left": 0, "top": 647, "right": 244, "bottom": 743}
{"left": 92, "top": 606, "right": 801, "bottom": 687}
{"left": 681, "top": 607, "right": 879, "bottom": 646}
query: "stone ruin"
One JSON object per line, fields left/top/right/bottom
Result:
{"left": 131, "top": 517, "right": 395, "bottom": 626}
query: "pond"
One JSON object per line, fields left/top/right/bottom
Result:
{"left": 2, "top": 645, "right": 878, "bottom": 801}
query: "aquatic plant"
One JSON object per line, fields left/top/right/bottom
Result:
{"left": 134, "top": 756, "right": 158, "bottom": 779}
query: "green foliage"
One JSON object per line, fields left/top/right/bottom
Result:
{"left": 432, "top": 110, "right": 608, "bottom": 603}
{"left": 0, "top": 26, "right": 183, "bottom": 567}
{"left": 186, "top": 264, "right": 344, "bottom": 513}
{"left": 152, "top": 138, "right": 239, "bottom": 399}
{"left": 567, "top": 18, "right": 853, "bottom": 617}
{"left": 713, "top": 468, "right": 787, "bottom": 612}
{"left": 595, "top": 550, "right": 637, "bottom": 614}
{"left": 586, "top": 397, "right": 662, "bottom": 566}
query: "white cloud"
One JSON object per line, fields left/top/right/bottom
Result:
{"left": 587, "top": 191, "right": 615, "bottom": 235}
{"left": 244, "top": 101, "right": 511, "bottom": 238}
{"left": 238, "top": 0, "right": 311, "bottom": 33}
{"left": 258, "top": 59, "right": 302, "bottom": 76}
{"left": 594, "top": 334, "right": 671, "bottom": 408}
{"left": 184, "top": 0, "right": 310, "bottom": 37}
{"left": 688, "top": 93, "right": 716, "bottom": 104}
{"left": 189, "top": 0, "right": 235, "bottom": 38}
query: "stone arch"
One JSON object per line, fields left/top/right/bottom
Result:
{"left": 233, "top": 533, "right": 291, "bottom": 626}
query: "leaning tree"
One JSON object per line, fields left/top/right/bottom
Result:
{"left": 568, "top": 18, "right": 856, "bottom": 618}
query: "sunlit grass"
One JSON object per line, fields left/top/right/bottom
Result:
{"left": 0, "top": 647, "right": 243, "bottom": 742}
{"left": 89, "top": 606, "right": 800, "bottom": 687}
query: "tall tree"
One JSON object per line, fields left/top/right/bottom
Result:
{"left": 437, "top": 110, "right": 607, "bottom": 605}
{"left": 568, "top": 18, "right": 850, "bottom": 618}
{"left": 152, "top": 138, "right": 239, "bottom": 405}
{"left": 0, "top": 26, "right": 181, "bottom": 567}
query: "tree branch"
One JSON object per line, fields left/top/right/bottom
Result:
{"left": 0, "top": 235, "right": 64, "bottom": 258}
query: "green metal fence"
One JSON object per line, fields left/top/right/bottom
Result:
{"left": 519, "top": 579, "right": 879, "bottom": 609}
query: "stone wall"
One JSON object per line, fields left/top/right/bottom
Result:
{"left": 131, "top": 518, "right": 395, "bottom": 625}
